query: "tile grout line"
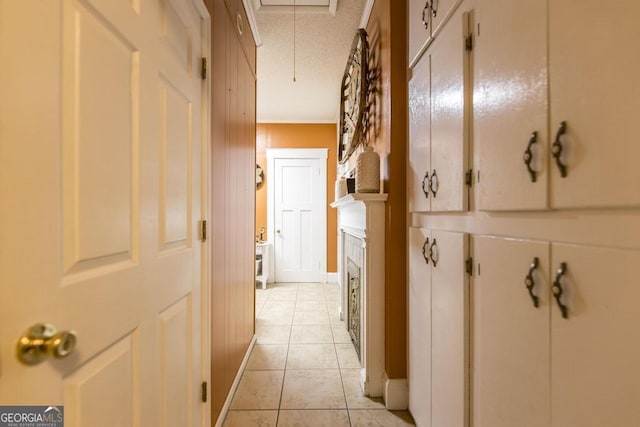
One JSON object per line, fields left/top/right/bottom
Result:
{"left": 324, "top": 283, "right": 353, "bottom": 427}
{"left": 274, "top": 282, "right": 298, "bottom": 425}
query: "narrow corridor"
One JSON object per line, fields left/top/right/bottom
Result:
{"left": 223, "top": 282, "right": 415, "bottom": 426}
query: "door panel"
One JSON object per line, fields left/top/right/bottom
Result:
{"left": 473, "top": 236, "right": 550, "bottom": 427}
{"left": 549, "top": 1, "right": 640, "bottom": 208}
{"left": 551, "top": 244, "right": 640, "bottom": 426}
{"left": 430, "top": 230, "right": 468, "bottom": 427}
{"left": 408, "top": 227, "right": 431, "bottom": 427}
{"left": 0, "top": 2, "right": 206, "bottom": 425}
{"left": 408, "top": 54, "right": 431, "bottom": 213}
{"left": 475, "top": 0, "right": 548, "bottom": 211}
{"left": 430, "top": 8, "right": 469, "bottom": 212}
{"left": 63, "top": 333, "right": 137, "bottom": 427}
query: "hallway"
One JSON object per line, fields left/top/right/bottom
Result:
{"left": 223, "top": 282, "right": 415, "bottom": 426}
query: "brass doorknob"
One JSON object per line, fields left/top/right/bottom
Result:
{"left": 16, "top": 323, "right": 77, "bottom": 365}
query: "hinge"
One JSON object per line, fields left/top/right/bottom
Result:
{"left": 465, "top": 34, "right": 473, "bottom": 51}
{"left": 199, "top": 219, "right": 207, "bottom": 242}
{"left": 465, "top": 169, "right": 473, "bottom": 187}
{"left": 200, "top": 57, "right": 207, "bottom": 80}
{"left": 201, "top": 381, "right": 207, "bottom": 403}
{"left": 465, "top": 257, "right": 473, "bottom": 276}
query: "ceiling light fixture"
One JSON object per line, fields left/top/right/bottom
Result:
{"left": 293, "top": 0, "right": 296, "bottom": 82}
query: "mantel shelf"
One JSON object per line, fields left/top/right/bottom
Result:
{"left": 330, "top": 193, "right": 388, "bottom": 208}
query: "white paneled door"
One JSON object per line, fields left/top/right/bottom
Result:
{"left": 270, "top": 150, "right": 327, "bottom": 283}
{"left": 0, "top": 1, "right": 209, "bottom": 426}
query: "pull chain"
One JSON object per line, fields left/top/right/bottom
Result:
{"left": 293, "top": 0, "right": 296, "bottom": 82}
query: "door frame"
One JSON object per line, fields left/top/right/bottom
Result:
{"left": 266, "top": 148, "right": 328, "bottom": 283}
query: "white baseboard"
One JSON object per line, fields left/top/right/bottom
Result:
{"left": 214, "top": 335, "right": 257, "bottom": 427}
{"left": 326, "top": 272, "right": 339, "bottom": 283}
{"left": 383, "top": 372, "right": 409, "bottom": 410}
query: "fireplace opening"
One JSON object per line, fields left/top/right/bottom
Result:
{"left": 347, "top": 257, "right": 361, "bottom": 360}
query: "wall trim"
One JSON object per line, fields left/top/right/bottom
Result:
{"left": 214, "top": 335, "right": 257, "bottom": 427}
{"left": 242, "top": 0, "right": 263, "bottom": 47}
{"left": 326, "top": 272, "right": 339, "bottom": 283}
{"left": 383, "top": 372, "right": 409, "bottom": 410}
{"left": 359, "top": 0, "right": 375, "bottom": 29}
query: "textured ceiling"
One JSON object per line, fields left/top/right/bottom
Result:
{"left": 254, "top": 0, "right": 367, "bottom": 123}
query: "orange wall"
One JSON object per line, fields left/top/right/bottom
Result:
{"left": 365, "top": 0, "right": 408, "bottom": 379}
{"left": 256, "top": 123, "right": 338, "bottom": 272}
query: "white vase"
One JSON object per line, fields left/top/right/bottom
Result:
{"left": 356, "top": 146, "right": 380, "bottom": 193}
{"left": 335, "top": 177, "right": 347, "bottom": 200}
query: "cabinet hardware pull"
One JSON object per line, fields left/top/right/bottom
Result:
{"left": 429, "top": 169, "right": 439, "bottom": 197}
{"left": 524, "top": 257, "right": 540, "bottom": 308}
{"left": 421, "top": 2, "right": 430, "bottom": 29}
{"left": 552, "top": 262, "right": 569, "bottom": 319}
{"left": 551, "top": 121, "right": 568, "bottom": 177}
{"left": 429, "top": 238, "right": 438, "bottom": 267}
{"left": 422, "top": 171, "right": 430, "bottom": 198}
{"left": 431, "top": 0, "right": 438, "bottom": 17}
{"left": 422, "top": 238, "right": 430, "bottom": 264}
{"left": 523, "top": 131, "right": 538, "bottom": 183}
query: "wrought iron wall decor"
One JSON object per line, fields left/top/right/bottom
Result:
{"left": 338, "top": 28, "right": 371, "bottom": 164}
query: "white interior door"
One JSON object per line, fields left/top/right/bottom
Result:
{"left": 0, "top": 1, "right": 209, "bottom": 426}
{"left": 270, "top": 151, "right": 326, "bottom": 283}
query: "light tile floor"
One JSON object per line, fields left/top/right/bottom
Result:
{"left": 223, "top": 282, "right": 415, "bottom": 427}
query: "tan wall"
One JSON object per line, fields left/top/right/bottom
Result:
{"left": 256, "top": 123, "right": 338, "bottom": 272}
{"left": 365, "top": 0, "right": 408, "bottom": 379}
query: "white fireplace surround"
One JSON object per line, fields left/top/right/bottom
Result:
{"left": 330, "top": 193, "right": 387, "bottom": 398}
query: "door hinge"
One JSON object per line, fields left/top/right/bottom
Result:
{"left": 201, "top": 57, "right": 207, "bottom": 80}
{"left": 465, "top": 257, "right": 473, "bottom": 276}
{"left": 201, "top": 381, "right": 207, "bottom": 403}
{"left": 465, "top": 169, "right": 473, "bottom": 187}
{"left": 465, "top": 34, "right": 473, "bottom": 51}
{"left": 199, "top": 219, "right": 207, "bottom": 242}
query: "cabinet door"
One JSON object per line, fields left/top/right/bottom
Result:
{"left": 409, "top": 0, "right": 431, "bottom": 65}
{"left": 549, "top": 2, "right": 640, "bottom": 208}
{"left": 474, "top": 0, "right": 548, "bottom": 211}
{"left": 409, "top": 54, "right": 431, "bottom": 213}
{"left": 551, "top": 244, "right": 640, "bottom": 426}
{"left": 473, "top": 236, "right": 550, "bottom": 427}
{"left": 430, "top": 8, "right": 469, "bottom": 212}
{"left": 408, "top": 227, "right": 432, "bottom": 427}
{"left": 431, "top": 0, "right": 460, "bottom": 36}
{"left": 431, "top": 230, "right": 468, "bottom": 427}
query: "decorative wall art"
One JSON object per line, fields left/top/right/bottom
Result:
{"left": 338, "top": 29, "right": 371, "bottom": 164}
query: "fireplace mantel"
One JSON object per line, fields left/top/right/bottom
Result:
{"left": 330, "top": 193, "right": 387, "bottom": 398}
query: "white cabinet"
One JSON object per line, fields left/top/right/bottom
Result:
{"left": 408, "top": 0, "right": 431, "bottom": 64}
{"left": 409, "top": 0, "right": 463, "bottom": 65}
{"left": 408, "top": 227, "right": 431, "bottom": 427}
{"left": 473, "top": 236, "right": 550, "bottom": 427}
{"left": 475, "top": 1, "right": 640, "bottom": 210}
{"left": 409, "top": 227, "right": 469, "bottom": 427}
{"left": 550, "top": 244, "right": 640, "bottom": 426}
{"left": 473, "top": 236, "right": 640, "bottom": 427}
{"left": 408, "top": 4, "right": 471, "bottom": 213}
{"left": 430, "top": 229, "right": 469, "bottom": 427}
{"left": 408, "top": 54, "right": 431, "bottom": 213}
{"left": 474, "top": 0, "right": 549, "bottom": 211}
{"left": 548, "top": 1, "right": 640, "bottom": 209}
